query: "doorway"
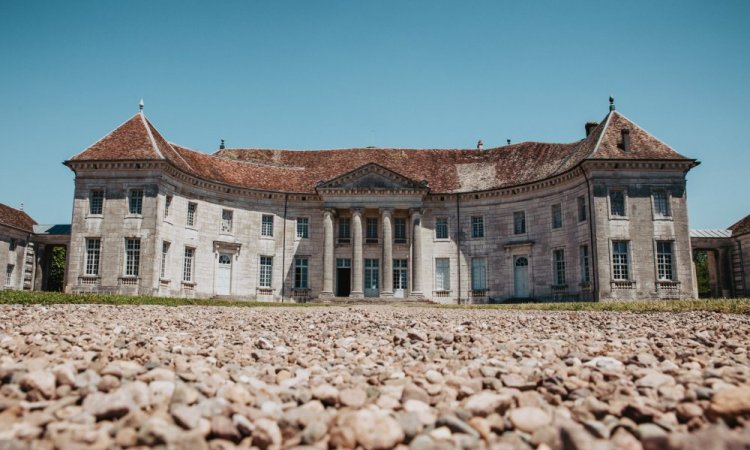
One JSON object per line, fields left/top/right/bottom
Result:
{"left": 216, "top": 254, "right": 232, "bottom": 295}
{"left": 514, "top": 256, "right": 529, "bottom": 298}
{"left": 336, "top": 258, "right": 351, "bottom": 297}
{"left": 393, "top": 259, "right": 408, "bottom": 298}
{"left": 364, "top": 259, "right": 379, "bottom": 297}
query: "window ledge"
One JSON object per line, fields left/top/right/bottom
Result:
{"left": 551, "top": 284, "right": 568, "bottom": 290}
{"left": 181, "top": 281, "right": 196, "bottom": 286}
{"left": 257, "top": 287, "right": 274, "bottom": 295}
{"left": 653, "top": 216, "right": 673, "bottom": 222}
{"left": 159, "top": 278, "right": 171, "bottom": 284}
{"left": 86, "top": 214, "right": 103, "bottom": 219}
{"left": 611, "top": 280, "right": 636, "bottom": 289}
{"left": 433, "top": 290, "right": 452, "bottom": 298}
{"left": 260, "top": 235, "right": 274, "bottom": 240}
{"left": 433, "top": 238, "right": 451, "bottom": 242}
{"left": 185, "top": 225, "right": 198, "bottom": 230}
{"left": 163, "top": 219, "right": 173, "bottom": 225}
{"left": 608, "top": 216, "right": 629, "bottom": 221}
{"left": 125, "top": 214, "right": 143, "bottom": 219}
{"left": 219, "top": 231, "right": 234, "bottom": 236}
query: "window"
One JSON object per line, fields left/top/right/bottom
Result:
{"left": 128, "top": 189, "right": 144, "bottom": 215}
{"left": 514, "top": 211, "right": 526, "bottom": 234}
{"left": 656, "top": 241, "right": 674, "bottom": 280}
{"left": 5, "top": 265, "right": 14, "bottom": 287}
{"left": 221, "top": 209, "right": 233, "bottom": 233}
{"left": 580, "top": 244, "right": 591, "bottom": 284}
{"left": 296, "top": 218, "right": 309, "bottom": 239}
{"left": 394, "top": 218, "right": 407, "bottom": 243}
{"left": 435, "top": 258, "right": 450, "bottom": 290}
{"left": 551, "top": 204, "right": 563, "bottom": 229}
{"left": 9, "top": 238, "right": 17, "bottom": 252}
{"left": 124, "top": 238, "right": 140, "bottom": 277}
{"left": 187, "top": 202, "right": 197, "bottom": 227}
{"left": 553, "top": 249, "right": 566, "bottom": 285}
{"left": 471, "top": 258, "right": 487, "bottom": 291}
{"left": 294, "top": 257, "right": 308, "bottom": 289}
{"left": 435, "top": 218, "right": 449, "bottom": 240}
{"left": 577, "top": 196, "right": 587, "bottom": 222}
{"left": 336, "top": 258, "right": 351, "bottom": 268}
{"left": 164, "top": 195, "right": 172, "bottom": 219}
{"left": 85, "top": 238, "right": 101, "bottom": 276}
{"left": 338, "top": 218, "right": 351, "bottom": 243}
{"left": 261, "top": 214, "right": 274, "bottom": 237}
{"left": 259, "top": 256, "right": 273, "bottom": 288}
{"left": 653, "top": 190, "right": 670, "bottom": 218}
{"left": 90, "top": 190, "right": 104, "bottom": 215}
{"left": 471, "top": 216, "right": 484, "bottom": 238}
{"left": 183, "top": 247, "right": 195, "bottom": 282}
{"left": 609, "top": 189, "right": 626, "bottom": 217}
{"left": 160, "top": 241, "right": 170, "bottom": 279}
{"left": 364, "top": 259, "right": 379, "bottom": 289}
{"left": 612, "top": 241, "right": 630, "bottom": 280}
{"left": 366, "top": 218, "right": 378, "bottom": 243}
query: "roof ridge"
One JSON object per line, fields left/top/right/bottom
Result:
{"left": 140, "top": 112, "right": 165, "bottom": 159}
{"left": 587, "top": 111, "right": 613, "bottom": 159}
{"left": 68, "top": 113, "right": 142, "bottom": 161}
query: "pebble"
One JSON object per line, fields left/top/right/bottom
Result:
{"left": 509, "top": 406, "right": 551, "bottom": 433}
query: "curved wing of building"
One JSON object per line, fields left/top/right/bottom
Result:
{"left": 63, "top": 105, "right": 699, "bottom": 303}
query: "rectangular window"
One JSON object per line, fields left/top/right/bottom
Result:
{"left": 160, "top": 241, "right": 170, "bottom": 279}
{"left": 294, "top": 257, "right": 308, "bottom": 289}
{"left": 261, "top": 214, "right": 274, "bottom": 237}
{"left": 394, "top": 218, "right": 407, "bottom": 243}
{"left": 577, "top": 196, "right": 587, "bottom": 222}
{"left": 435, "top": 218, "right": 449, "bottom": 240}
{"left": 435, "top": 258, "right": 450, "bottom": 290}
{"left": 653, "top": 190, "right": 670, "bottom": 218}
{"left": 221, "top": 209, "right": 233, "bottom": 233}
{"left": 366, "top": 217, "right": 378, "bottom": 243}
{"left": 296, "top": 218, "right": 309, "bottom": 239}
{"left": 609, "top": 190, "right": 626, "bottom": 217}
{"left": 364, "top": 259, "right": 379, "bottom": 289}
{"left": 612, "top": 241, "right": 630, "bottom": 280}
{"left": 336, "top": 258, "right": 351, "bottom": 268}
{"left": 124, "top": 238, "right": 140, "bottom": 277}
{"left": 128, "top": 189, "right": 144, "bottom": 215}
{"left": 551, "top": 204, "right": 563, "bottom": 229}
{"left": 164, "top": 195, "right": 172, "bottom": 219}
{"left": 89, "top": 190, "right": 104, "bottom": 215}
{"left": 338, "top": 218, "right": 351, "bottom": 243}
{"left": 471, "top": 258, "right": 487, "bottom": 290}
{"left": 5, "top": 265, "right": 14, "bottom": 287}
{"left": 85, "top": 238, "right": 101, "bottom": 276}
{"left": 580, "top": 244, "right": 591, "bottom": 284}
{"left": 183, "top": 247, "right": 195, "bottom": 282}
{"left": 514, "top": 211, "right": 526, "bottom": 234}
{"left": 9, "top": 238, "right": 17, "bottom": 252}
{"left": 471, "top": 216, "right": 484, "bottom": 238}
{"left": 259, "top": 256, "right": 273, "bottom": 288}
{"left": 187, "top": 202, "right": 197, "bottom": 227}
{"left": 553, "top": 249, "right": 566, "bottom": 285}
{"left": 656, "top": 241, "right": 674, "bottom": 280}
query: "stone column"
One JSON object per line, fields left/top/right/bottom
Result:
{"left": 321, "top": 209, "right": 334, "bottom": 297}
{"left": 410, "top": 209, "right": 424, "bottom": 298}
{"left": 350, "top": 208, "right": 364, "bottom": 298}
{"left": 718, "top": 247, "right": 731, "bottom": 298}
{"left": 381, "top": 209, "right": 394, "bottom": 297}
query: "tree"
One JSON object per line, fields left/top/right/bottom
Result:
{"left": 48, "top": 246, "right": 66, "bottom": 292}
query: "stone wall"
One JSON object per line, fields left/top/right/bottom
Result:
{"left": 0, "top": 225, "right": 31, "bottom": 291}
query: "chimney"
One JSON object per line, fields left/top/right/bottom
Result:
{"left": 621, "top": 128, "right": 631, "bottom": 152}
{"left": 477, "top": 139, "right": 484, "bottom": 151}
{"left": 220, "top": 139, "right": 225, "bottom": 150}
{"left": 585, "top": 121, "right": 599, "bottom": 137}
{"left": 506, "top": 139, "right": 511, "bottom": 145}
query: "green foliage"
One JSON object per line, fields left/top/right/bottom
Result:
{"left": 693, "top": 250, "right": 711, "bottom": 297}
{"left": 47, "top": 246, "right": 66, "bottom": 292}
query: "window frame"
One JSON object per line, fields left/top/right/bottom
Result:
{"left": 5, "top": 264, "right": 14, "bottom": 287}
{"left": 296, "top": 217, "right": 309, "bottom": 239}
{"left": 577, "top": 196, "right": 587, "bottom": 223}
{"left": 221, "top": 209, "right": 234, "bottom": 234}
{"left": 89, "top": 189, "right": 105, "bottom": 216}
{"left": 579, "top": 244, "right": 591, "bottom": 284}
{"left": 611, "top": 240, "right": 631, "bottom": 281}
{"left": 366, "top": 217, "right": 379, "bottom": 243}
{"left": 655, "top": 240, "right": 675, "bottom": 281}
{"left": 608, "top": 188, "right": 627, "bottom": 219}
{"left": 127, "top": 188, "right": 144, "bottom": 216}
{"left": 394, "top": 217, "right": 407, "bottom": 244}
{"left": 186, "top": 202, "right": 198, "bottom": 227}
{"left": 182, "top": 247, "right": 195, "bottom": 283}
{"left": 434, "top": 257, "right": 451, "bottom": 291}
{"left": 471, "top": 257, "right": 487, "bottom": 291}
{"left": 259, "top": 255, "right": 273, "bottom": 288}
{"left": 84, "top": 238, "right": 101, "bottom": 276}
{"left": 513, "top": 211, "right": 527, "bottom": 235}
{"left": 294, "top": 256, "right": 309, "bottom": 289}
{"left": 435, "top": 217, "right": 449, "bottom": 240}
{"left": 261, "top": 214, "right": 274, "bottom": 238}
{"left": 124, "top": 238, "right": 141, "bottom": 277}
{"left": 160, "top": 241, "right": 170, "bottom": 280}
{"left": 164, "top": 194, "right": 173, "bottom": 221}
{"left": 9, "top": 238, "right": 17, "bottom": 252}
{"left": 338, "top": 217, "right": 351, "bottom": 243}
{"left": 471, "top": 216, "right": 485, "bottom": 239}
{"left": 652, "top": 188, "right": 672, "bottom": 220}
{"left": 553, "top": 248, "right": 566, "bottom": 286}
{"left": 551, "top": 204, "right": 563, "bottom": 229}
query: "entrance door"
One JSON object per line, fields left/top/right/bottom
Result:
{"left": 216, "top": 254, "right": 232, "bottom": 295}
{"left": 393, "top": 259, "right": 408, "bottom": 298}
{"left": 364, "top": 259, "right": 379, "bottom": 297}
{"left": 336, "top": 258, "right": 351, "bottom": 297}
{"left": 514, "top": 256, "right": 529, "bottom": 298}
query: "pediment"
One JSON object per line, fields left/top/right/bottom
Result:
{"left": 316, "top": 163, "right": 428, "bottom": 191}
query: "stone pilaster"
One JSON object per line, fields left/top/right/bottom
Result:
{"left": 350, "top": 208, "right": 364, "bottom": 298}
{"left": 410, "top": 209, "right": 424, "bottom": 298}
{"left": 321, "top": 209, "right": 334, "bottom": 297}
{"left": 381, "top": 209, "right": 393, "bottom": 297}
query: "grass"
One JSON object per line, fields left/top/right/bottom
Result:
{"left": 0, "top": 290, "right": 748, "bottom": 314}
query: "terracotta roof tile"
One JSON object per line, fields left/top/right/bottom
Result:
{"left": 590, "top": 111, "right": 690, "bottom": 160}
{"left": 729, "top": 214, "right": 750, "bottom": 237}
{"left": 69, "top": 113, "right": 163, "bottom": 161}
{"left": 0, "top": 203, "right": 37, "bottom": 232}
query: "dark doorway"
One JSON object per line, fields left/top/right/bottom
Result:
{"left": 336, "top": 268, "right": 351, "bottom": 297}
{"left": 44, "top": 245, "right": 66, "bottom": 292}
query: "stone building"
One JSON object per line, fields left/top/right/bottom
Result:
{"left": 63, "top": 101, "right": 700, "bottom": 302}
{"left": 690, "top": 214, "right": 749, "bottom": 298}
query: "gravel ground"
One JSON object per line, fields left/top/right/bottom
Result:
{"left": 1, "top": 304, "right": 750, "bottom": 450}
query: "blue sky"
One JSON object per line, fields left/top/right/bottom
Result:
{"left": 1, "top": 1, "right": 748, "bottom": 228}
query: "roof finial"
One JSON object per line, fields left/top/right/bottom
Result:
{"left": 506, "top": 139, "right": 511, "bottom": 145}
{"left": 220, "top": 139, "right": 225, "bottom": 150}
{"left": 19, "top": 202, "right": 24, "bottom": 212}
{"left": 609, "top": 96, "right": 615, "bottom": 112}
{"left": 139, "top": 98, "right": 144, "bottom": 112}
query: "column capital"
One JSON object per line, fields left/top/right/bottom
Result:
{"left": 409, "top": 208, "right": 423, "bottom": 218}
{"left": 380, "top": 208, "right": 394, "bottom": 217}
{"left": 323, "top": 208, "right": 336, "bottom": 218}
{"left": 351, "top": 207, "right": 363, "bottom": 217}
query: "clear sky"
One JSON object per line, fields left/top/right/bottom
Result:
{"left": 1, "top": 1, "right": 748, "bottom": 228}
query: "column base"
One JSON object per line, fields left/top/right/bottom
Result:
{"left": 409, "top": 291, "right": 425, "bottom": 299}
{"left": 319, "top": 291, "right": 334, "bottom": 298}
{"left": 380, "top": 291, "right": 394, "bottom": 298}
{"left": 349, "top": 291, "right": 364, "bottom": 299}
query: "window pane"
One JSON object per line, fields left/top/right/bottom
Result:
{"left": 85, "top": 238, "right": 101, "bottom": 276}
{"left": 5, "top": 265, "right": 13, "bottom": 287}
{"left": 471, "top": 216, "right": 484, "bottom": 238}
{"left": 339, "top": 218, "right": 351, "bottom": 240}
{"left": 612, "top": 241, "right": 629, "bottom": 280}
{"left": 164, "top": 195, "right": 172, "bottom": 219}
{"left": 657, "top": 241, "right": 673, "bottom": 280}
{"left": 262, "top": 215, "right": 274, "bottom": 237}
{"left": 187, "top": 203, "right": 197, "bottom": 226}
{"left": 653, "top": 190, "right": 670, "bottom": 217}
{"left": 553, "top": 249, "right": 566, "bottom": 285}
{"left": 610, "top": 190, "right": 625, "bottom": 216}
{"left": 183, "top": 248, "right": 194, "bottom": 282}
{"left": 580, "top": 245, "right": 590, "bottom": 283}
{"left": 221, "top": 210, "right": 233, "bottom": 233}
{"left": 435, "top": 258, "right": 450, "bottom": 290}
{"left": 436, "top": 218, "right": 448, "bottom": 239}
{"left": 125, "top": 238, "right": 140, "bottom": 276}
{"left": 552, "top": 204, "right": 562, "bottom": 229}
{"left": 90, "top": 190, "right": 104, "bottom": 215}
{"left": 294, "top": 257, "right": 308, "bottom": 288}
{"left": 471, "top": 258, "right": 486, "bottom": 290}
{"left": 160, "top": 242, "right": 170, "bottom": 279}
{"left": 129, "top": 190, "right": 144, "bottom": 215}
{"left": 577, "top": 196, "right": 587, "bottom": 222}
{"left": 366, "top": 218, "right": 378, "bottom": 240}
{"left": 259, "top": 256, "right": 273, "bottom": 287}
{"left": 296, "top": 218, "right": 309, "bottom": 239}
{"left": 514, "top": 211, "right": 526, "bottom": 234}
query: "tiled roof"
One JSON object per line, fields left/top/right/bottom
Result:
{"left": 66, "top": 110, "right": 696, "bottom": 194}
{"left": 729, "top": 214, "right": 750, "bottom": 237}
{"left": 0, "top": 203, "right": 37, "bottom": 232}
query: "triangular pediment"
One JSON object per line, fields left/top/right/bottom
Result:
{"left": 317, "top": 163, "right": 427, "bottom": 191}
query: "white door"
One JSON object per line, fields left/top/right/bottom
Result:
{"left": 216, "top": 254, "right": 232, "bottom": 295}
{"left": 364, "top": 259, "right": 379, "bottom": 297}
{"left": 514, "top": 256, "right": 529, "bottom": 298}
{"left": 393, "top": 259, "right": 408, "bottom": 298}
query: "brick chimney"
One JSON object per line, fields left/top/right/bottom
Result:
{"left": 585, "top": 121, "right": 599, "bottom": 137}
{"left": 621, "top": 128, "right": 631, "bottom": 152}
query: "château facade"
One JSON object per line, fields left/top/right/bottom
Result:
{"left": 63, "top": 102, "right": 699, "bottom": 303}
